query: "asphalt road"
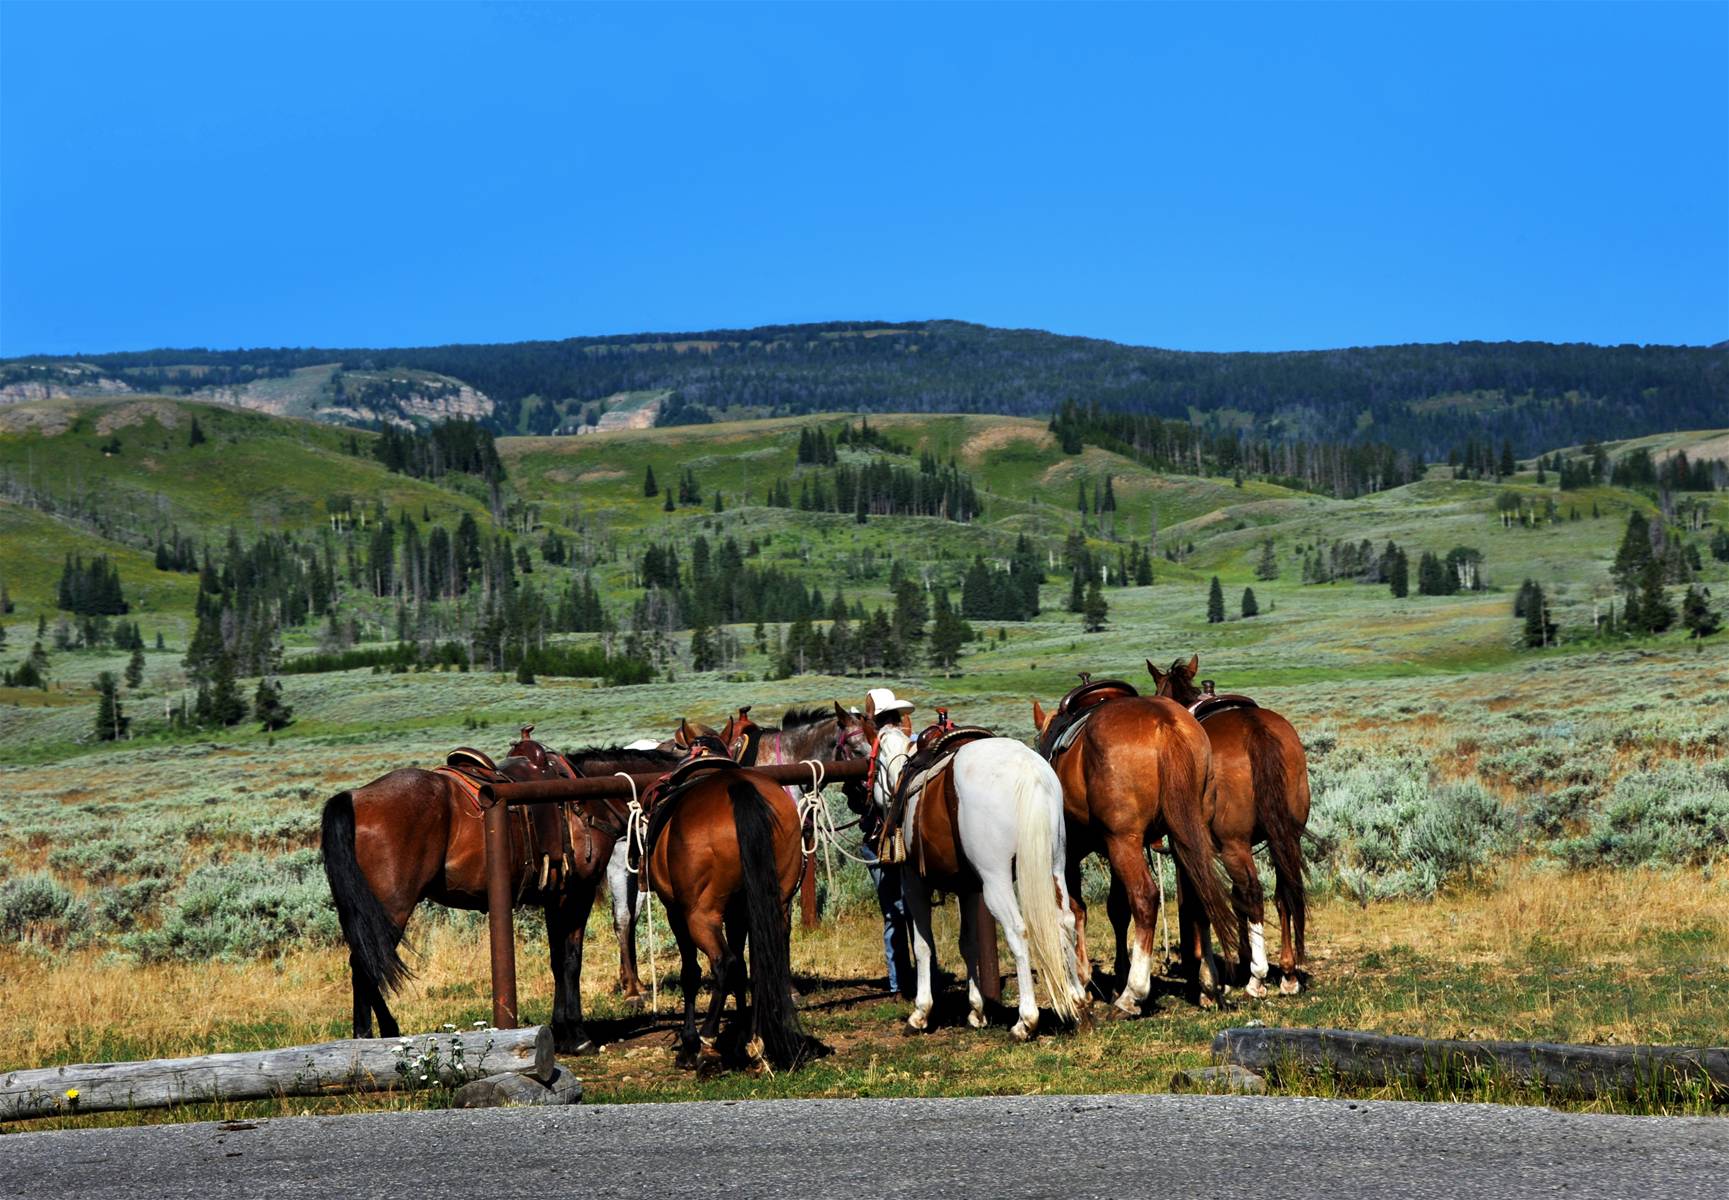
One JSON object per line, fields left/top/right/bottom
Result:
{"left": 4, "top": 1093, "right": 1723, "bottom": 1199}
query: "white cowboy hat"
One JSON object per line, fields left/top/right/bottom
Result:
{"left": 622, "top": 738, "right": 663, "bottom": 751}
{"left": 865, "top": 687, "right": 914, "bottom": 717}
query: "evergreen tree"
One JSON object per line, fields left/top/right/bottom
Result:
{"left": 643, "top": 465, "right": 658, "bottom": 497}
{"left": 1082, "top": 577, "right": 1108, "bottom": 632}
{"left": 93, "top": 671, "right": 128, "bottom": 741}
{"left": 515, "top": 659, "right": 537, "bottom": 685}
{"left": 929, "top": 587, "right": 968, "bottom": 675}
{"left": 1636, "top": 561, "right": 1675, "bottom": 633}
{"left": 1206, "top": 576, "right": 1225, "bottom": 624}
{"left": 1068, "top": 567, "right": 1086, "bottom": 613}
{"left": 1241, "top": 587, "right": 1259, "bottom": 618}
{"left": 663, "top": 489, "right": 675, "bottom": 512}
{"left": 253, "top": 677, "right": 294, "bottom": 730}
{"left": 690, "top": 620, "right": 719, "bottom": 672}
{"left": 1254, "top": 539, "right": 1279, "bottom": 580}
{"left": 206, "top": 653, "right": 247, "bottom": 726}
{"left": 1521, "top": 583, "right": 1549, "bottom": 648}
{"left": 0, "top": 577, "right": 11, "bottom": 614}
{"left": 124, "top": 645, "right": 146, "bottom": 689}
{"left": 189, "top": 415, "right": 206, "bottom": 447}
{"left": 1389, "top": 549, "right": 1409, "bottom": 598}
{"left": 1498, "top": 439, "right": 1516, "bottom": 479}
{"left": 714, "top": 491, "right": 724, "bottom": 514}
{"left": 1611, "top": 512, "right": 1654, "bottom": 590}
{"left": 1682, "top": 585, "right": 1721, "bottom": 639}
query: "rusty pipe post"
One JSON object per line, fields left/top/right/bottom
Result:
{"left": 481, "top": 795, "right": 519, "bottom": 1029}
{"left": 975, "top": 894, "right": 1001, "bottom": 1003}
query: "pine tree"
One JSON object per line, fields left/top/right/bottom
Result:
{"left": 929, "top": 587, "right": 968, "bottom": 676}
{"left": 1636, "top": 561, "right": 1675, "bottom": 634}
{"left": 1241, "top": 587, "right": 1259, "bottom": 618}
{"left": 713, "top": 491, "right": 724, "bottom": 514}
{"left": 663, "top": 489, "right": 675, "bottom": 513}
{"left": 1682, "top": 586, "right": 1721, "bottom": 639}
{"left": 1522, "top": 583, "right": 1549, "bottom": 648}
{"left": 1254, "top": 539, "right": 1278, "bottom": 580}
{"left": 1068, "top": 568, "right": 1085, "bottom": 613}
{"left": 643, "top": 464, "right": 658, "bottom": 497}
{"left": 1498, "top": 439, "right": 1516, "bottom": 479}
{"left": 207, "top": 653, "right": 247, "bottom": 726}
{"left": 1082, "top": 577, "right": 1108, "bottom": 632}
{"left": 253, "top": 677, "right": 294, "bottom": 730}
{"left": 189, "top": 415, "right": 206, "bottom": 447}
{"left": 124, "top": 645, "right": 146, "bottom": 689}
{"left": 93, "top": 671, "right": 128, "bottom": 741}
{"left": 1611, "top": 512, "right": 1653, "bottom": 590}
{"left": 515, "top": 659, "right": 537, "bottom": 685}
{"left": 1389, "top": 549, "right": 1409, "bottom": 598}
{"left": 1206, "top": 576, "right": 1225, "bottom": 624}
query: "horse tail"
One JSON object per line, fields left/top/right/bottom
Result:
{"left": 320, "top": 791, "right": 412, "bottom": 993}
{"left": 1247, "top": 719, "right": 1306, "bottom": 952}
{"left": 1011, "top": 759, "right": 1082, "bottom": 1026}
{"left": 1161, "top": 726, "right": 1240, "bottom": 963}
{"left": 729, "top": 781, "right": 814, "bottom": 1070}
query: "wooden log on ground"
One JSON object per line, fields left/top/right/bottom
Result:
{"left": 1214, "top": 1026, "right": 1729, "bottom": 1101}
{"left": 1, "top": 1026, "right": 553, "bottom": 1121}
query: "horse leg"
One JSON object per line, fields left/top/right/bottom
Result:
{"left": 691, "top": 912, "right": 735, "bottom": 1073}
{"left": 545, "top": 888, "right": 598, "bottom": 1054}
{"left": 1064, "top": 855, "right": 1096, "bottom": 997}
{"left": 1175, "top": 862, "right": 1222, "bottom": 1006}
{"left": 607, "top": 844, "right": 644, "bottom": 1007}
{"left": 902, "top": 875, "right": 938, "bottom": 1032}
{"left": 1102, "top": 834, "right": 1159, "bottom": 1014}
{"left": 671, "top": 917, "right": 704, "bottom": 1071}
{"left": 958, "top": 889, "right": 987, "bottom": 1029}
{"left": 977, "top": 866, "right": 1039, "bottom": 1040}
{"left": 725, "top": 905, "right": 764, "bottom": 1065}
{"left": 1275, "top": 868, "right": 1302, "bottom": 995}
{"left": 1220, "top": 839, "right": 1269, "bottom": 999}
{"left": 1105, "top": 870, "right": 1132, "bottom": 992}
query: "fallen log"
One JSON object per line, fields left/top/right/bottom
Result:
{"left": 1214, "top": 1026, "right": 1729, "bottom": 1102}
{"left": 1, "top": 1026, "right": 553, "bottom": 1121}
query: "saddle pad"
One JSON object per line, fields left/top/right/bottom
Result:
{"left": 895, "top": 751, "right": 959, "bottom": 809}
{"left": 1048, "top": 709, "right": 1094, "bottom": 758}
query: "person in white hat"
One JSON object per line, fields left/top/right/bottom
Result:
{"left": 861, "top": 687, "right": 914, "bottom": 995}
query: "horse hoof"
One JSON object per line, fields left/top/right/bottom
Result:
{"left": 1010, "top": 1020, "right": 1034, "bottom": 1042}
{"left": 1245, "top": 977, "right": 1269, "bottom": 1000}
{"left": 622, "top": 995, "right": 645, "bottom": 1012}
{"left": 1105, "top": 1001, "right": 1138, "bottom": 1022}
{"left": 745, "top": 1036, "right": 765, "bottom": 1063}
{"left": 1279, "top": 975, "right": 1302, "bottom": 996}
{"left": 967, "top": 1009, "right": 988, "bottom": 1029}
{"left": 697, "top": 1053, "right": 726, "bottom": 1080}
{"left": 901, "top": 1019, "right": 931, "bottom": 1038}
{"left": 557, "top": 1037, "right": 599, "bottom": 1056}
{"left": 1198, "top": 992, "right": 1220, "bottom": 1011}
{"left": 675, "top": 1049, "right": 700, "bottom": 1071}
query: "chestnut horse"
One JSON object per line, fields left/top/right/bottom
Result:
{"left": 641, "top": 744, "right": 821, "bottom": 1072}
{"left": 1031, "top": 686, "right": 1239, "bottom": 1010}
{"left": 836, "top": 709, "right": 1085, "bottom": 1040}
{"left": 320, "top": 740, "right": 672, "bottom": 1054}
{"left": 1150, "top": 656, "right": 1311, "bottom": 996}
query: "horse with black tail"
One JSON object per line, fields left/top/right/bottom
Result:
{"left": 639, "top": 731, "right": 823, "bottom": 1072}
{"left": 1150, "top": 655, "right": 1312, "bottom": 996}
{"left": 320, "top": 733, "right": 673, "bottom": 1054}
{"left": 1032, "top": 676, "right": 1240, "bottom": 1011}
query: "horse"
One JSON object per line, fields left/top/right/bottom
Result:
{"left": 1149, "top": 655, "right": 1311, "bottom": 996}
{"left": 835, "top": 706, "right": 1085, "bottom": 1040}
{"left": 320, "top": 733, "right": 673, "bottom": 1054}
{"left": 639, "top": 732, "right": 821, "bottom": 1072}
{"left": 1031, "top": 679, "right": 1239, "bottom": 1011}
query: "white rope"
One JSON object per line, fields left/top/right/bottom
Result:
{"left": 615, "top": 772, "right": 657, "bottom": 1015}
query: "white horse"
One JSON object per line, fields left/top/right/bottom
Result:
{"left": 867, "top": 722, "right": 1087, "bottom": 1040}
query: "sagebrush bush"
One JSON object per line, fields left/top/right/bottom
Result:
{"left": 1557, "top": 761, "right": 1729, "bottom": 869}
{"left": 0, "top": 872, "right": 90, "bottom": 946}
{"left": 97, "top": 877, "right": 172, "bottom": 930}
{"left": 128, "top": 849, "right": 341, "bottom": 962}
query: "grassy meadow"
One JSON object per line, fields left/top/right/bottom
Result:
{"left": 2, "top": 399, "right": 1727, "bottom": 1127}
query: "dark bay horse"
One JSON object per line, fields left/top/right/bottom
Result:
{"left": 641, "top": 746, "right": 821, "bottom": 1072}
{"left": 320, "top": 738, "right": 675, "bottom": 1053}
{"left": 1150, "top": 656, "right": 1311, "bottom": 996}
{"left": 1031, "top": 683, "right": 1239, "bottom": 1010}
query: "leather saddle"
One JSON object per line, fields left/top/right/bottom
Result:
{"left": 443, "top": 726, "right": 587, "bottom": 898}
{"left": 639, "top": 751, "right": 746, "bottom": 865}
{"left": 1040, "top": 674, "right": 1139, "bottom": 758}
{"left": 1189, "top": 691, "right": 1260, "bottom": 723}
{"left": 879, "top": 716, "right": 994, "bottom": 864}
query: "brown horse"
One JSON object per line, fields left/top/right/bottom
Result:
{"left": 1032, "top": 683, "right": 1239, "bottom": 1010}
{"left": 320, "top": 737, "right": 673, "bottom": 1054}
{"left": 641, "top": 744, "right": 821, "bottom": 1072}
{"left": 1150, "top": 656, "right": 1311, "bottom": 996}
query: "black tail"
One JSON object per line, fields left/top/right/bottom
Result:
{"left": 1247, "top": 720, "right": 1307, "bottom": 961}
{"left": 321, "top": 792, "right": 412, "bottom": 994}
{"left": 729, "top": 781, "right": 816, "bottom": 1070}
{"left": 1162, "top": 745, "right": 1240, "bottom": 964}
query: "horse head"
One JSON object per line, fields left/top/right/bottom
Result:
{"left": 1147, "top": 655, "right": 1203, "bottom": 704}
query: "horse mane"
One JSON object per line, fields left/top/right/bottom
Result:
{"left": 778, "top": 706, "right": 833, "bottom": 730}
{"left": 561, "top": 746, "right": 680, "bottom": 773}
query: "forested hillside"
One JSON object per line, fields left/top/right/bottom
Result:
{"left": 4, "top": 321, "right": 1722, "bottom": 457}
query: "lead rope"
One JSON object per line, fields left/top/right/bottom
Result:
{"left": 615, "top": 772, "right": 657, "bottom": 1015}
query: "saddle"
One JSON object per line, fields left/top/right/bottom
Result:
{"left": 637, "top": 748, "right": 748, "bottom": 869}
{"left": 878, "top": 711, "right": 993, "bottom": 865}
{"left": 1039, "top": 673, "right": 1139, "bottom": 759}
{"left": 441, "top": 726, "right": 586, "bottom": 899}
{"left": 1188, "top": 683, "right": 1260, "bottom": 724}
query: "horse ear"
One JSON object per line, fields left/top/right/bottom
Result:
{"left": 1031, "top": 699, "right": 1047, "bottom": 731}
{"left": 675, "top": 719, "right": 691, "bottom": 747}
{"left": 1185, "top": 654, "right": 1200, "bottom": 676}
{"left": 1147, "top": 659, "right": 1164, "bottom": 685}
{"left": 864, "top": 693, "right": 877, "bottom": 720}
{"left": 833, "top": 700, "right": 851, "bottom": 727}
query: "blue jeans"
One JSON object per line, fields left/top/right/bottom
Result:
{"left": 861, "top": 841, "right": 911, "bottom": 993}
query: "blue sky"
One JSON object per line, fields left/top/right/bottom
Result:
{"left": 2, "top": 1, "right": 1724, "bottom": 356}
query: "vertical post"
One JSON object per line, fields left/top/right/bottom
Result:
{"left": 800, "top": 854, "right": 819, "bottom": 928}
{"left": 482, "top": 798, "right": 519, "bottom": 1029}
{"left": 975, "top": 893, "right": 1001, "bottom": 1003}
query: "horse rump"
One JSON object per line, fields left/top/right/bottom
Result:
{"left": 320, "top": 791, "right": 412, "bottom": 994}
{"left": 728, "top": 781, "right": 822, "bottom": 1069}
